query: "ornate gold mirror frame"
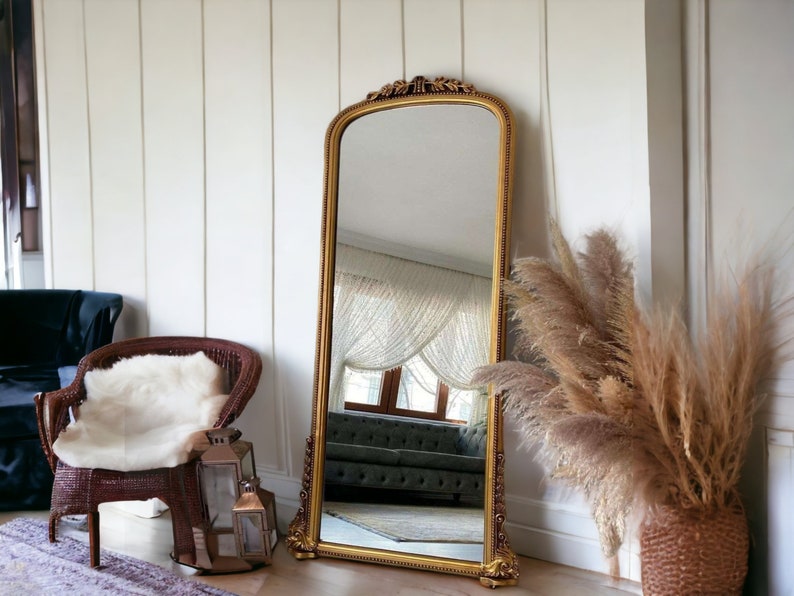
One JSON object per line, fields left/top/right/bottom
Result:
{"left": 286, "top": 76, "right": 518, "bottom": 587}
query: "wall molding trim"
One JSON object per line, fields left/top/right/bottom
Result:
{"left": 684, "top": 0, "right": 712, "bottom": 330}
{"left": 538, "top": 0, "right": 559, "bottom": 223}
{"left": 764, "top": 427, "right": 794, "bottom": 594}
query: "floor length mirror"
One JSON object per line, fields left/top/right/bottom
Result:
{"left": 287, "top": 77, "right": 518, "bottom": 587}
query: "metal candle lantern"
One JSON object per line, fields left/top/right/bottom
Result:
{"left": 196, "top": 427, "right": 257, "bottom": 572}
{"left": 232, "top": 476, "right": 278, "bottom": 564}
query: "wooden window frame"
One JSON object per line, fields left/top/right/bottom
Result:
{"left": 345, "top": 366, "right": 452, "bottom": 422}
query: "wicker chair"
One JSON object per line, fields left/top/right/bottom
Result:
{"left": 34, "top": 336, "right": 262, "bottom": 568}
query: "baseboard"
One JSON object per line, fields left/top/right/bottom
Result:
{"left": 504, "top": 494, "right": 641, "bottom": 582}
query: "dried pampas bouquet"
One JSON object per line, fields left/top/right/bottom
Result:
{"left": 474, "top": 220, "right": 791, "bottom": 580}
{"left": 473, "top": 220, "right": 636, "bottom": 563}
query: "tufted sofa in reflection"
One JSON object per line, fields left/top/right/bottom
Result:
{"left": 324, "top": 410, "right": 487, "bottom": 500}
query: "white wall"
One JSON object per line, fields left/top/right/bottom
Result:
{"left": 686, "top": 1, "right": 794, "bottom": 593}
{"left": 33, "top": 0, "right": 660, "bottom": 581}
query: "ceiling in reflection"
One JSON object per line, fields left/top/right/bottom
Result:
{"left": 337, "top": 104, "right": 500, "bottom": 278}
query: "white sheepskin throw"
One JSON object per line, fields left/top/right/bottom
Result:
{"left": 53, "top": 352, "right": 229, "bottom": 472}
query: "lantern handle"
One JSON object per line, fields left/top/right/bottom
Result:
{"left": 240, "top": 476, "right": 262, "bottom": 492}
{"left": 205, "top": 427, "right": 243, "bottom": 444}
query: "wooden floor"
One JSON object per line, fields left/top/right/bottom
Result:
{"left": 0, "top": 506, "right": 641, "bottom": 595}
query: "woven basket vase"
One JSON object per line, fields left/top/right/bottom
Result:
{"left": 640, "top": 505, "right": 749, "bottom": 596}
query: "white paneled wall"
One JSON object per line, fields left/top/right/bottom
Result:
{"left": 340, "top": 0, "right": 403, "bottom": 108}
{"left": 404, "top": 0, "right": 461, "bottom": 81}
{"left": 464, "top": 0, "right": 545, "bottom": 261}
{"left": 545, "top": 0, "right": 649, "bottom": 269}
{"left": 34, "top": 0, "right": 657, "bottom": 579}
{"left": 270, "top": 0, "right": 338, "bottom": 484}
{"left": 83, "top": 0, "right": 147, "bottom": 338}
{"left": 696, "top": 2, "right": 794, "bottom": 593}
{"left": 203, "top": 0, "right": 277, "bottom": 466}
{"left": 40, "top": 0, "right": 94, "bottom": 290}
{"left": 141, "top": 0, "right": 206, "bottom": 337}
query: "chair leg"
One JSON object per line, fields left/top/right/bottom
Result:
{"left": 48, "top": 514, "right": 58, "bottom": 543}
{"left": 87, "top": 511, "right": 100, "bottom": 567}
{"left": 168, "top": 467, "right": 197, "bottom": 564}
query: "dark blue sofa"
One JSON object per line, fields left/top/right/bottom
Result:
{"left": 0, "top": 289, "right": 123, "bottom": 510}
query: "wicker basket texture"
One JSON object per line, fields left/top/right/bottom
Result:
{"left": 640, "top": 504, "right": 749, "bottom": 596}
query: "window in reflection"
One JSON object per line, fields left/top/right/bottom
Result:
{"left": 330, "top": 244, "right": 491, "bottom": 425}
{"left": 396, "top": 358, "right": 439, "bottom": 413}
{"left": 343, "top": 368, "right": 381, "bottom": 406}
{"left": 342, "top": 354, "right": 478, "bottom": 424}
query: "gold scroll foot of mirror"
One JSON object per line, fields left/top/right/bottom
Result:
{"left": 479, "top": 451, "right": 519, "bottom": 587}
{"left": 286, "top": 437, "right": 318, "bottom": 559}
{"left": 286, "top": 510, "right": 317, "bottom": 559}
{"left": 479, "top": 538, "right": 520, "bottom": 587}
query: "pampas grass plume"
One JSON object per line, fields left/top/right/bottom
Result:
{"left": 475, "top": 221, "right": 792, "bottom": 563}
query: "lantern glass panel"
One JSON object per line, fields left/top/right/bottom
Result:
{"left": 240, "top": 448, "right": 255, "bottom": 479}
{"left": 201, "top": 465, "right": 238, "bottom": 529}
{"left": 239, "top": 513, "right": 265, "bottom": 554}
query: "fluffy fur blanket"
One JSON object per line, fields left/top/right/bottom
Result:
{"left": 53, "top": 352, "right": 229, "bottom": 471}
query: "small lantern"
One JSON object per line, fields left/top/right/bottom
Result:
{"left": 232, "top": 477, "right": 278, "bottom": 564}
{"left": 195, "top": 427, "right": 257, "bottom": 572}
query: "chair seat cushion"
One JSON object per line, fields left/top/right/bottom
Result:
{"left": 52, "top": 352, "right": 228, "bottom": 471}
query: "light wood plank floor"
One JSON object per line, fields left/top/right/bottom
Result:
{"left": 0, "top": 506, "right": 641, "bottom": 595}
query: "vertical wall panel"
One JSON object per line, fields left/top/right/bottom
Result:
{"left": 463, "top": 0, "right": 546, "bottom": 261}
{"left": 83, "top": 0, "right": 147, "bottom": 338}
{"left": 403, "top": 0, "right": 462, "bottom": 80}
{"left": 645, "top": 0, "right": 685, "bottom": 307}
{"left": 272, "top": 0, "right": 339, "bottom": 478}
{"left": 704, "top": 4, "right": 794, "bottom": 591}
{"left": 40, "top": 0, "right": 94, "bottom": 289}
{"left": 708, "top": 0, "right": 794, "bottom": 386}
{"left": 203, "top": 0, "right": 279, "bottom": 469}
{"left": 140, "top": 0, "right": 205, "bottom": 336}
{"left": 544, "top": 0, "right": 649, "bottom": 260}
{"left": 339, "top": 0, "right": 402, "bottom": 108}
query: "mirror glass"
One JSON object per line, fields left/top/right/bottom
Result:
{"left": 320, "top": 103, "right": 499, "bottom": 561}
{"left": 287, "top": 77, "right": 518, "bottom": 587}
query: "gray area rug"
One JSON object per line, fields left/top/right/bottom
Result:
{"left": 323, "top": 502, "right": 484, "bottom": 543}
{"left": 0, "top": 517, "right": 234, "bottom": 596}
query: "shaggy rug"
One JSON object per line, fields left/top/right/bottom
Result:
{"left": 323, "top": 502, "right": 483, "bottom": 543}
{"left": 0, "top": 518, "right": 234, "bottom": 596}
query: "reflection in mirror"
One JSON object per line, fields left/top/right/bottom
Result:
{"left": 287, "top": 77, "right": 518, "bottom": 587}
{"left": 320, "top": 104, "right": 499, "bottom": 561}
{"left": 322, "top": 254, "right": 490, "bottom": 560}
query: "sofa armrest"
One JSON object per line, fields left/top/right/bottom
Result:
{"left": 58, "top": 291, "right": 124, "bottom": 366}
